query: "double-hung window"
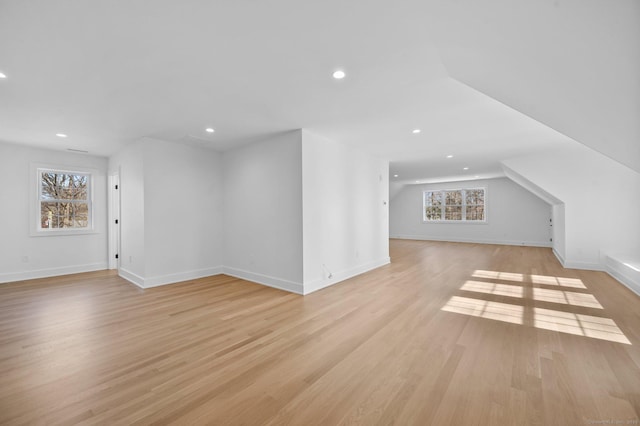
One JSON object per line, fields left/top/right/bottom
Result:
{"left": 423, "top": 188, "right": 486, "bottom": 222}
{"left": 36, "top": 168, "right": 93, "bottom": 233}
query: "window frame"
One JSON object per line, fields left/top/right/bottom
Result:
{"left": 30, "top": 163, "right": 96, "bottom": 236}
{"left": 422, "top": 187, "right": 487, "bottom": 224}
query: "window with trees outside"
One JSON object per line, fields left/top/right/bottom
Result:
{"left": 423, "top": 188, "right": 486, "bottom": 222}
{"left": 37, "top": 168, "right": 92, "bottom": 232}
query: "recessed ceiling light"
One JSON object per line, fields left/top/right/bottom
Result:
{"left": 415, "top": 180, "right": 420, "bottom": 183}
{"left": 474, "top": 175, "right": 480, "bottom": 178}
{"left": 446, "top": 155, "right": 453, "bottom": 158}
{"left": 56, "top": 133, "right": 68, "bottom": 138}
{"left": 412, "top": 129, "right": 421, "bottom": 134}
{"left": 463, "top": 167, "right": 469, "bottom": 170}
{"left": 0, "top": 72, "right": 6, "bottom": 79}
{"left": 332, "top": 70, "right": 346, "bottom": 79}
{"left": 394, "top": 174, "right": 398, "bottom": 177}
{"left": 205, "top": 128, "right": 215, "bottom": 133}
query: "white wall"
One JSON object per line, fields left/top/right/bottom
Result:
{"left": 2, "top": 132, "right": 391, "bottom": 294}
{"left": 222, "top": 131, "right": 304, "bottom": 293}
{"left": 502, "top": 143, "right": 640, "bottom": 269}
{"left": 302, "top": 130, "right": 390, "bottom": 294}
{"left": 109, "top": 138, "right": 224, "bottom": 287}
{"left": 0, "top": 142, "right": 108, "bottom": 283}
{"left": 141, "top": 138, "right": 223, "bottom": 286}
{"left": 390, "top": 177, "right": 551, "bottom": 247}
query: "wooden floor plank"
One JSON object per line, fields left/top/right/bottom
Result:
{"left": 0, "top": 239, "right": 639, "bottom": 425}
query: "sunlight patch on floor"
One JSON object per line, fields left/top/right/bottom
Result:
{"left": 442, "top": 296, "right": 524, "bottom": 325}
{"left": 472, "top": 270, "right": 524, "bottom": 282}
{"left": 533, "top": 307, "right": 630, "bottom": 345}
{"left": 460, "top": 280, "right": 524, "bottom": 298}
{"left": 530, "top": 274, "right": 586, "bottom": 289}
{"left": 443, "top": 271, "right": 631, "bottom": 345}
{"left": 472, "top": 270, "right": 587, "bottom": 289}
{"left": 532, "top": 288, "right": 603, "bottom": 309}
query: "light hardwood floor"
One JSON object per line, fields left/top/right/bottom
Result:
{"left": 0, "top": 239, "right": 639, "bottom": 425}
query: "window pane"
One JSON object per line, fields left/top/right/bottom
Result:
{"left": 465, "top": 189, "right": 484, "bottom": 205}
{"left": 445, "top": 206, "right": 462, "bottom": 220}
{"left": 466, "top": 205, "right": 485, "bottom": 221}
{"left": 41, "top": 172, "right": 88, "bottom": 201}
{"left": 424, "top": 191, "right": 442, "bottom": 206}
{"left": 41, "top": 202, "right": 57, "bottom": 228}
{"left": 445, "top": 190, "right": 462, "bottom": 205}
{"left": 40, "top": 201, "right": 88, "bottom": 229}
{"left": 41, "top": 173, "right": 58, "bottom": 200}
{"left": 425, "top": 206, "right": 442, "bottom": 220}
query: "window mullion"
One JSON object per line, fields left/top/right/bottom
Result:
{"left": 462, "top": 189, "right": 466, "bottom": 221}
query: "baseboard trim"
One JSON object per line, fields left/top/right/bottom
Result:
{"left": 605, "top": 256, "right": 640, "bottom": 297}
{"left": 606, "top": 268, "right": 640, "bottom": 297}
{"left": 304, "top": 257, "right": 391, "bottom": 295}
{"left": 144, "top": 266, "right": 224, "bottom": 288}
{"left": 222, "top": 267, "right": 304, "bottom": 295}
{"left": 551, "top": 246, "right": 606, "bottom": 272}
{"left": 119, "top": 266, "right": 225, "bottom": 289}
{"left": 552, "top": 247, "right": 566, "bottom": 267}
{"left": 561, "top": 260, "right": 605, "bottom": 271}
{"left": 390, "top": 235, "right": 552, "bottom": 248}
{"left": 0, "top": 262, "right": 108, "bottom": 284}
{"left": 550, "top": 248, "right": 605, "bottom": 272}
{"left": 118, "top": 268, "right": 145, "bottom": 288}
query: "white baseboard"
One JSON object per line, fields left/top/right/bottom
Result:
{"left": 118, "top": 267, "right": 145, "bottom": 288}
{"left": 144, "top": 266, "right": 224, "bottom": 288}
{"left": 119, "top": 266, "right": 224, "bottom": 289}
{"left": 119, "top": 259, "right": 391, "bottom": 295}
{"left": 552, "top": 247, "right": 565, "bottom": 266}
{"left": 121, "top": 265, "right": 305, "bottom": 294}
{"left": 222, "top": 266, "right": 304, "bottom": 294}
{"left": 560, "top": 260, "right": 605, "bottom": 271}
{"left": 390, "top": 235, "right": 552, "bottom": 248}
{"left": 606, "top": 268, "right": 640, "bottom": 297}
{"left": 303, "top": 257, "right": 391, "bottom": 295}
{"left": 605, "top": 256, "right": 640, "bottom": 297}
{"left": 0, "top": 262, "right": 108, "bottom": 284}
{"left": 552, "top": 246, "right": 607, "bottom": 272}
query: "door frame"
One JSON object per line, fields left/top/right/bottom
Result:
{"left": 108, "top": 171, "right": 120, "bottom": 270}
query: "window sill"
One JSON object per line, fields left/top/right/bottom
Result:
{"left": 30, "top": 229, "right": 99, "bottom": 237}
{"left": 422, "top": 220, "right": 488, "bottom": 225}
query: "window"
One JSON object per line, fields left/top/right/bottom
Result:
{"left": 37, "top": 168, "right": 93, "bottom": 232}
{"left": 424, "top": 188, "right": 486, "bottom": 222}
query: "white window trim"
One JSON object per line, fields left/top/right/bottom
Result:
{"left": 422, "top": 187, "right": 488, "bottom": 224}
{"left": 30, "top": 163, "right": 98, "bottom": 237}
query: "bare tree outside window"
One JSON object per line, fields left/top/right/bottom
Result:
{"left": 465, "top": 189, "right": 485, "bottom": 221}
{"left": 424, "top": 191, "right": 443, "bottom": 220}
{"left": 39, "top": 171, "right": 90, "bottom": 229}
{"left": 423, "top": 188, "right": 486, "bottom": 222}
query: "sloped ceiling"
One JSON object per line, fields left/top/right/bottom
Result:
{"left": 428, "top": 0, "right": 640, "bottom": 174}
{"left": 0, "top": 0, "right": 635, "bottom": 181}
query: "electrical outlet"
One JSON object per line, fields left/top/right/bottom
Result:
{"left": 21, "top": 256, "right": 29, "bottom": 263}
{"left": 129, "top": 256, "right": 133, "bottom": 263}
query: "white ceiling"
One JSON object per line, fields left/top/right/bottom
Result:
{"left": 0, "top": 0, "right": 635, "bottom": 182}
